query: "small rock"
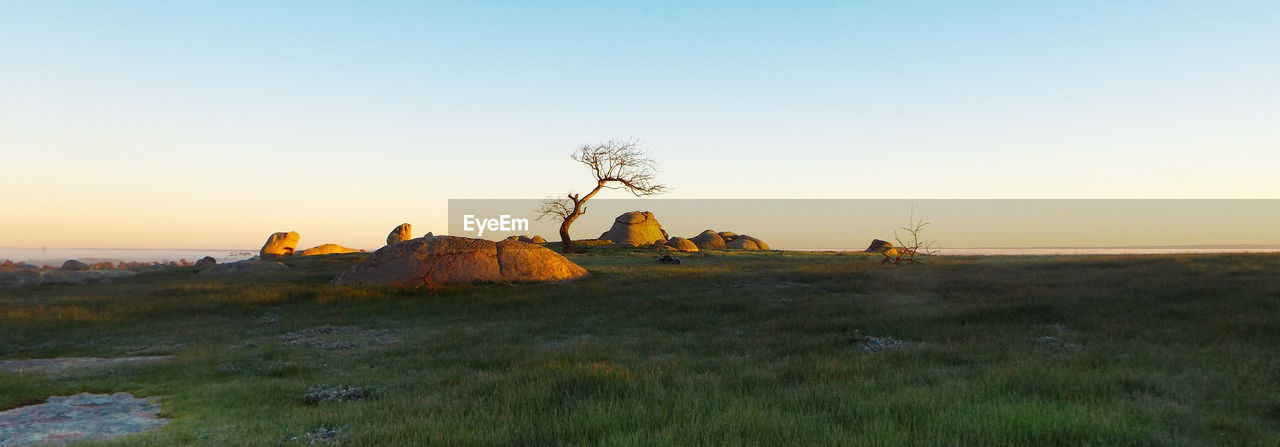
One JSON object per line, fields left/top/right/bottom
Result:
{"left": 302, "top": 385, "right": 369, "bottom": 405}
{"left": 858, "top": 335, "right": 906, "bottom": 354}
{"left": 60, "top": 259, "right": 90, "bottom": 271}
{"left": 194, "top": 256, "right": 217, "bottom": 269}
{"left": 1035, "top": 336, "right": 1083, "bottom": 352}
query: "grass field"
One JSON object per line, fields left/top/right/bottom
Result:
{"left": 2, "top": 249, "right": 1278, "bottom": 446}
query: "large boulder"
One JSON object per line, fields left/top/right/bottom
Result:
{"left": 199, "top": 260, "right": 289, "bottom": 275}
{"left": 260, "top": 231, "right": 300, "bottom": 259}
{"left": 690, "top": 230, "right": 726, "bottom": 250}
{"left": 665, "top": 237, "right": 699, "bottom": 252}
{"left": 598, "top": 211, "right": 667, "bottom": 247}
{"left": 299, "top": 244, "right": 362, "bottom": 256}
{"left": 726, "top": 235, "right": 770, "bottom": 250}
{"left": 331, "top": 235, "right": 589, "bottom": 286}
{"left": 60, "top": 260, "right": 90, "bottom": 271}
{"left": 387, "top": 223, "right": 412, "bottom": 245}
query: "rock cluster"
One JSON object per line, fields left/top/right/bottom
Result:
{"left": 690, "top": 229, "right": 770, "bottom": 250}
{"left": 595, "top": 211, "right": 771, "bottom": 250}
{"left": 258, "top": 231, "right": 366, "bottom": 259}
{"left": 690, "top": 230, "right": 727, "bottom": 249}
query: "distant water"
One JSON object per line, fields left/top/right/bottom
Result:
{"left": 794, "top": 247, "right": 1280, "bottom": 256}
{"left": 0, "top": 248, "right": 258, "bottom": 267}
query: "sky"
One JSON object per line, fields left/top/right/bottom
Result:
{"left": 1, "top": 1, "right": 1277, "bottom": 249}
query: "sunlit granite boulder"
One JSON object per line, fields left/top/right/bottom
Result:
{"left": 299, "top": 244, "right": 362, "bottom": 256}
{"left": 726, "top": 235, "right": 770, "bottom": 250}
{"left": 598, "top": 211, "right": 667, "bottom": 247}
{"left": 331, "top": 235, "right": 589, "bottom": 286}
{"left": 260, "top": 231, "right": 300, "bottom": 259}
{"left": 665, "top": 237, "right": 699, "bottom": 252}
{"left": 865, "top": 239, "right": 898, "bottom": 256}
{"left": 386, "top": 223, "right": 412, "bottom": 245}
{"left": 690, "top": 230, "right": 727, "bottom": 250}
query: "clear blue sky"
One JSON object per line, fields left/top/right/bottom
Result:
{"left": 1, "top": 1, "right": 1277, "bottom": 249}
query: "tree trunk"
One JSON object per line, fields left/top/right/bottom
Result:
{"left": 557, "top": 184, "right": 602, "bottom": 254}
{"left": 558, "top": 216, "right": 575, "bottom": 254}
{"left": 558, "top": 203, "right": 584, "bottom": 254}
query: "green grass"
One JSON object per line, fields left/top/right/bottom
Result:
{"left": 2, "top": 250, "right": 1278, "bottom": 446}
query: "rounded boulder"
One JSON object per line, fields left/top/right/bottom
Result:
{"left": 598, "top": 211, "right": 667, "bottom": 247}
{"left": 665, "top": 237, "right": 699, "bottom": 252}
{"left": 260, "top": 231, "right": 300, "bottom": 259}
{"left": 330, "top": 235, "right": 589, "bottom": 286}
{"left": 690, "top": 230, "right": 727, "bottom": 250}
{"left": 726, "top": 235, "right": 770, "bottom": 250}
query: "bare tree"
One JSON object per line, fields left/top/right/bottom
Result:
{"left": 881, "top": 220, "right": 938, "bottom": 265}
{"left": 537, "top": 139, "right": 667, "bottom": 253}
